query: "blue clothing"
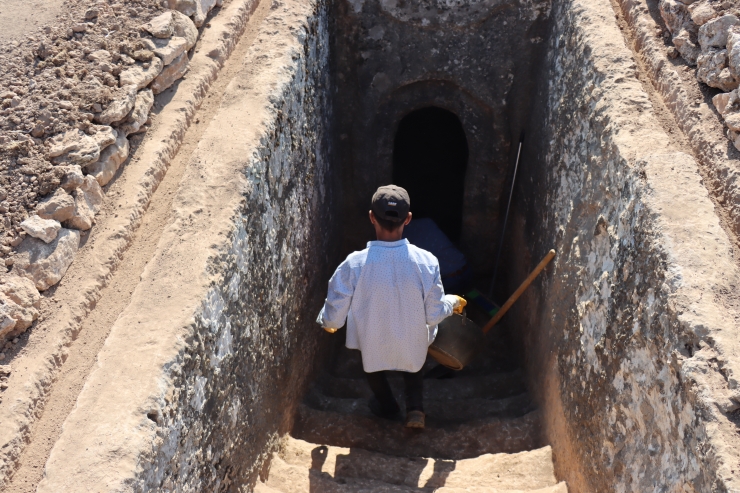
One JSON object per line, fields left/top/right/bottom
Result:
{"left": 316, "top": 239, "right": 456, "bottom": 372}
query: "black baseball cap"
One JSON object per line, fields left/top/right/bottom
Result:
{"left": 371, "top": 185, "right": 410, "bottom": 223}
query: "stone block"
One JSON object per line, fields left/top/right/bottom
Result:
{"left": 36, "top": 189, "right": 75, "bottom": 222}
{"left": 95, "top": 85, "right": 138, "bottom": 125}
{"left": 697, "top": 49, "right": 738, "bottom": 91}
{"left": 193, "top": 0, "right": 218, "bottom": 28}
{"left": 673, "top": 29, "right": 700, "bottom": 65}
{"left": 712, "top": 89, "right": 738, "bottom": 116}
{"left": 727, "top": 27, "right": 740, "bottom": 80}
{"left": 173, "top": 11, "right": 199, "bottom": 50}
{"left": 119, "top": 57, "right": 164, "bottom": 90}
{"left": 47, "top": 126, "right": 117, "bottom": 166}
{"left": 120, "top": 89, "right": 154, "bottom": 136}
{"left": 20, "top": 216, "right": 62, "bottom": 244}
{"left": 698, "top": 14, "right": 739, "bottom": 51}
{"left": 168, "top": 0, "right": 197, "bottom": 17}
{"left": 13, "top": 229, "right": 80, "bottom": 291}
{"left": 86, "top": 132, "right": 130, "bottom": 186}
{"left": 153, "top": 36, "right": 189, "bottom": 66}
{"left": 142, "top": 12, "right": 175, "bottom": 39}
{"left": 59, "top": 165, "right": 85, "bottom": 192}
{"left": 659, "top": 0, "right": 692, "bottom": 35}
{"left": 151, "top": 52, "right": 189, "bottom": 94}
{"left": 64, "top": 176, "right": 104, "bottom": 231}
{"left": 689, "top": 0, "right": 717, "bottom": 27}
{"left": 0, "top": 275, "right": 41, "bottom": 339}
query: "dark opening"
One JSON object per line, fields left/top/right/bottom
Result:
{"left": 392, "top": 107, "right": 469, "bottom": 242}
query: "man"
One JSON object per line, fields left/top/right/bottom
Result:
{"left": 316, "top": 185, "right": 466, "bottom": 429}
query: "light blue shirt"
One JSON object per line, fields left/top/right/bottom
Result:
{"left": 316, "top": 239, "right": 457, "bottom": 373}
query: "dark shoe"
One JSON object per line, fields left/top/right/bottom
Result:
{"left": 405, "top": 410, "right": 425, "bottom": 429}
{"left": 368, "top": 397, "right": 401, "bottom": 420}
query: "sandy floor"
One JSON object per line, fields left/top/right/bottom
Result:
{"left": 0, "top": 0, "right": 64, "bottom": 42}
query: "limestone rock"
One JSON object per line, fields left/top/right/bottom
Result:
{"left": 673, "top": 29, "right": 701, "bottom": 65}
{"left": 151, "top": 52, "right": 189, "bottom": 94}
{"left": 712, "top": 89, "right": 739, "bottom": 116}
{"left": 95, "top": 85, "right": 138, "bottom": 125}
{"left": 86, "top": 132, "right": 130, "bottom": 186}
{"left": 13, "top": 229, "right": 80, "bottom": 291}
{"left": 119, "top": 57, "right": 164, "bottom": 90}
{"left": 659, "top": 0, "right": 692, "bottom": 35}
{"left": 193, "top": 0, "right": 218, "bottom": 28}
{"left": 142, "top": 12, "right": 175, "bottom": 39}
{"left": 59, "top": 165, "right": 85, "bottom": 192}
{"left": 730, "top": 129, "right": 740, "bottom": 152}
{"left": 173, "top": 10, "right": 199, "bottom": 50}
{"left": 0, "top": 304, "right": 14, "bottom": 339}
{"left": 689, "top": 1, "right": 718, "bottom": 27}
{"left": 120, "top": 89, "right": 154, "bottom": 135}
{"left": 698, "top": 14, "right": 739, "bottom": 51}
{"left": 36, "top": 189, "right": 75, "bottom": 222}
{"left": 20, "top": 216, "right": 62, "bottom": 244}
{"left": 91, "top": 125, "right": 117, "bottom": 150}
{"left": 697, "top": 49, "right": 739, "bottom": 91}
{"left": 153, "top": 36, "right": 189, "bottom": 66}
{"left": 727, "top": 27, "right": 740, "bottom": 80}
{"left": 724, "top": 110, "right": 740, "bottom": 132}
{"left": 47, "top": 130, "right": 99, "bottom": 166}
{"left": 0, "top": 275, "right": 41, "bottom": 339}
{"left": 47, "top": 126, "right": 117, "bottom": 166}
{"left": 168, "top": 0, "right": 197, "bottom": 17}
{"left": 64, "top": 176, "right": 104, "bottom": 231}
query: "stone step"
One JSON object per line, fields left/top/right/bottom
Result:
{"left": 260, "top": 454, "right": 568, "bottom": 493}
{"left": 314, "top": 371, "right": 527, "bottom": 402}
{"left": 279, "top": 435, "right": 560, "bottom": 491}
{"left": 255, "top": 457, "right": 568, "bottom": 493}
{"left": 330, "top": 331, "right": 519, "bottom": 379}
{"left": 292, "top": 403, "right": 544, "bottom": 460}
{"left": 254, "top": 482, "right": 285, "bottom": 493}
{"left": 304, "top": 387, "right": 536, "bottom": 423}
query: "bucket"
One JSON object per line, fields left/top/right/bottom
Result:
{"left": 428, "top": 312, "right": 485, "bottom": 370}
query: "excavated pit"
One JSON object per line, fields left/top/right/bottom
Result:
{"left": 20, "top": 0, "right": 740, "bottom": 490}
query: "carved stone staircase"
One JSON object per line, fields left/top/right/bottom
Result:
{"left": 255, "top": 318, "right": 567, "bottom": 493}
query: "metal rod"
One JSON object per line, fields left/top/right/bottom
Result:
{"left": 482, "top": 249, "right": 556, "bottom": 334}
{"left": 488, "top": 132, "right": 524, "bottom": 299}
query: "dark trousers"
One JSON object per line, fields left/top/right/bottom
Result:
{"left": 365, "top": 369, "right": 424, "bottom": 413}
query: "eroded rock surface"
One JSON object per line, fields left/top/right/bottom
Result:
{"left": 151, "top": 52, "right": 189, "bottom": 94}
{"left": 65, "top": 176, "right": 104, "bottom": 231}
{"left": 20, "top": 216, "right": 61, "bottom": 244}
{"left": 13, "top": 229, "right": 80, "bottom": 291}
{"left": 36, "top": 189, "right": 75, "bottom": 223}
{"left": 86, "top": 132, "right": 130, "bottom": 186}
{"left": 0, "top": 275, "right": 41, "bottom": 339}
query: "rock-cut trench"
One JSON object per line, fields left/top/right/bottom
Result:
{"left": 22, "top": 0, "right": 740, "bottom": 490}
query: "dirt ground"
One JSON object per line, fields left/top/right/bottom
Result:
{"left": 0, "top": 0, "right": 64, "bottom": 43}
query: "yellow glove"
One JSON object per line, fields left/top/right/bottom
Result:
{"left": 324, "top": 327, "right": 339, "bottom": 333}
{"left": 452, "top": 295, "right": 467, "bottom": 315}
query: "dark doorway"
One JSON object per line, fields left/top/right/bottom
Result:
{"left": 392, "top": 107, "right": 468, "bottom": 242}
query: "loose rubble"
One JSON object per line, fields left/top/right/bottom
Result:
{"left": 659, "top": 1, "right": 740, "bottom": 151}
{"left": 0, "top": 0, "right": 226, "bottom": 342}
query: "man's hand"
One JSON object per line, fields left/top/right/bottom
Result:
{"left": 324, "top": 327, "right": 339, "bottom": 333}
{"left": 452, "top": 295, "right": 467, "bottom": 315}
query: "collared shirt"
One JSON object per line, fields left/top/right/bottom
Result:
{"left": 316, "top": 239, "right": 456, "bottom": 373}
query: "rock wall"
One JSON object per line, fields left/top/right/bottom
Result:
{"left": 36, "top": 0, "right": 337, "bottom": 489}
{"left": 507, "top": 0, "right": 740, "bottom": 490}
{"left": 332, "top": 0, "right": 550, "bottom": 274}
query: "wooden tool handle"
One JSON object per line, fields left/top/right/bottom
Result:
{"left": 482, "top": 249, "right": 556, "bottom": 334}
